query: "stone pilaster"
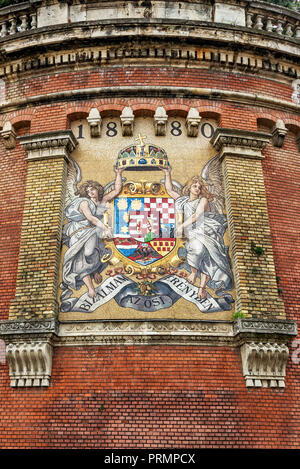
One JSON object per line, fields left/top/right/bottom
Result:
{"left": 1, "top": 130, "right": 77, "bottom": 386}
{"left": 210, "top": 129, "right": 297, "bottom": 388}
{"left": 211, "top": 128, "right": 285, "bottom": 319}
{"left": 9, "top": 131, "right": 77, "bottom": 321}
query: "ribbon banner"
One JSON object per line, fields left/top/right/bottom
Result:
{"left": 61, "top": 274, "right": 234, "bottom": 313}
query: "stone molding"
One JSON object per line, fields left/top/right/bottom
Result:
{"left": 19, "top": 130, "right": 78, "bottom": 162}
{"left": 57, "top": 320, "right": 234, "bottom": 346}
{"left": 0, "top": 318, "right": 59, "bottom": 337}
{"left": 0, "top": 317, "right": 296, "bottom": 345}
{"left": 233, "top": 317, "right": 298, "bottom": 337}
{"left": 0, "top": 318, "right": 297, "bottom": 387}
{"left": 210, "top": 128, "right": 271, "bottom": 159}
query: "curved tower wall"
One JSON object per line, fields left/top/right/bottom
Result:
{"left": 0, "top": 0, "right": 299, "bottom": 449}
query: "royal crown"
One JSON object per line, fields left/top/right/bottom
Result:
{"left": 116, "top": 134, "right": 169, "bottom": 171}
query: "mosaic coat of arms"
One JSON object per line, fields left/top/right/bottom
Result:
{"left": 60, "top": 134, "right": 234, "bottom": 315}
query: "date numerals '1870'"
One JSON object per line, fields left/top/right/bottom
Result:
{"left": 77, "top": 121, "right": 215, "bottom": 139}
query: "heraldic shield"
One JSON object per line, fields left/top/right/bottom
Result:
{"left": 113, "top": 187, "right": 177, "bottom": 268}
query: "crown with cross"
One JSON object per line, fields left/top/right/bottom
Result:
{"left": 116, "top": 134, "right": 169, "bottom": 171}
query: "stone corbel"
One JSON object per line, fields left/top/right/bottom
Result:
{"left": 272, "top": 119, "right": 288, "bottom": 148}
{"left": 234, "top": 318, "right": 297, "bottom": 388}
{"left": 6, "top": 340, "right": 53, "bottom": 387}
{"left": 240, "top": 341, "right": 289, "bottom": 388}
{"left": 120, "top": 106, "right": 134, "bottom": 136}
{"left": 1, "top": 121, "right": 17, "bottom": 149}
{"left": 0, "top": 319, "right": 58, "bottom": 388}
{"left": 154, "top": 106, "right": 168, "bottom": 136}
{"left": 87, "top": 108, "right": 102, "bottom": 137}
{"left": 186, "top": 108, "right": 201, "bottom": 137}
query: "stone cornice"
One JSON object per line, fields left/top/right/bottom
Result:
{"left": 24, "top": 318, "right": 297, "bottom": 347}
{"left": 1, "top": 317, "right": 296, "bottom": 346}
{"left": 57, "top": 320, "right": 234, "bottom": 346}
{"left": 1, "top": 19, "right": 299, "bottom": 62}
{"left": 19, "top": 130, "right": 78, "bottom": 162}
{"left": 0, "top": 317, "right": 296, "bottom": 387}
{"left": 233, "top": 317, "right": 298, "bottom": 338}
{"left": 210, "top": 128, "right": 271, "bottom": 159}
{"left": 0, "top": 318, "right": 59, "bottom": 341}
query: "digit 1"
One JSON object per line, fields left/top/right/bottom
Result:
{"left": 77, "top": 124, "right": 84, "bottom": 139}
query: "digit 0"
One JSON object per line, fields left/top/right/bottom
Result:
{"left": 201, "top": 123, "right": 214, "bottom": 138}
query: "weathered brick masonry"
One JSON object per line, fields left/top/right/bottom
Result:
{"left": 0, "top": 0, "right": 299, "bottom": 449}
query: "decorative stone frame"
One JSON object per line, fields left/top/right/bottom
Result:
{"left": 0, "top": 126, "right": 297, "bottom": 388}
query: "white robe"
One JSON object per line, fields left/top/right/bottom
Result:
{"left": 61, "top": 197, "right": 107, "bottom": 294}
{"left": 175, "top": 196, "right": 233, "bottom": 293}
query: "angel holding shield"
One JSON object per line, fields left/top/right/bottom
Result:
{"left": 160, "top": 156, "right": 233, "bottom": 300}
{"left": 60, "top": 159, "right": 125, "bottom": 302}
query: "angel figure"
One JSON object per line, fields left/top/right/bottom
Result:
{"left": 160, "top": 155, "right": 233, "bottom": 300}
{"left": 60, "top": 158, "right": 125, "bottom": 300}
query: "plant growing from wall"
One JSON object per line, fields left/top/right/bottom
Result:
{"left": 251, "top": 241, "right": 265, "bottom": 257}
{"left": 0, "top": 0, "right": 21, "bottom": 7}
{"left": 232, "top": 310, "right": 246, "bottom": 320}
{"left": 264, "top": 0, "right": 300, "bottom": 10}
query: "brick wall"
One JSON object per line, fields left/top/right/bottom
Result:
{"left": 5, "top": 67, "right": 294, "bottom": 103}
{"left": 0, "top": 346, "right": 299, "bottom": 448}
{"left": 0, "top": 131, "right": 28, "bottom": 321}
{"left": 262, "top": 128, "right": 300, "bottom": 321}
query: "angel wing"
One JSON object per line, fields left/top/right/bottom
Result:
{"left": 65, "top": 156, "right": 82, "bottom": 208}
{"left": 160, "top": 179, "right": 182, "bottom": 196}
{"left": 201, "top": 153, "right": 225, "bottom": 214}
{"left": 102, "top": 178, "right": 126, "bottom": 197}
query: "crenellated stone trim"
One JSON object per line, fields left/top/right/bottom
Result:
{"left": 0, "top": 86, "right": 300, "bottom": 117}
{"left": 0, "top": 43, "right": 299, "bottom": 82}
